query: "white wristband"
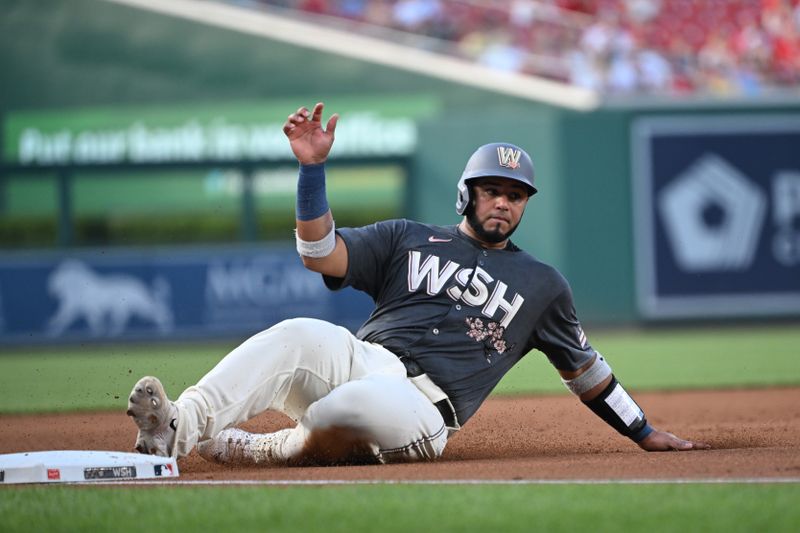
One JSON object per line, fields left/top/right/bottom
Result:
{"left": 295, "top": 222, "right": 336, "bottom": 258}
{"left": 561, "top": 353, "right": 612, "bottom": 396}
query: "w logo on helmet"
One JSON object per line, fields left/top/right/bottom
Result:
{"left": 497, "top": 146, "right": 522, "bottom": 169}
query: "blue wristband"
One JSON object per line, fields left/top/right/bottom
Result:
{"left": 296, "top": 163, "right": 329, "bottom": 221}
{"left": 631, "top": 423, "right": 654, "bottom": 443}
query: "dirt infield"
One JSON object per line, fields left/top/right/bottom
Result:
{"left": 2, "top": 387, "right": 798, "bottom": 481}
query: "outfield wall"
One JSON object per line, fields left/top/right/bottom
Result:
{"left": 0, "top": 245, "right": 373, "bottom": 344}
{"left": 1, "top": 0, "right": 798, "bottom": 344}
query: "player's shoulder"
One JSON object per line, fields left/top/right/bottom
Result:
{"left": 352, "top": 218, "right": 409, "bottom": 235}
{"left": 511, "top": 247, "right": 571, "bottom": 290}
{"left": 374, "top": 219, "right": 454, "bottom": 237}
{"left": 345, "top": 219, "right": 454, "bottom": 250}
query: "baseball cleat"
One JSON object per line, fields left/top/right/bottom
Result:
{"left": 126, "top": 376, "right": 178, "bottom": 457}
{"left": 197, "top": 427, "right": 290, "bottom": 465}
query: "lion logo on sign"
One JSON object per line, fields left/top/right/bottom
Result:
{"left": 46, "top": 259, "right": 173, "bottom": 337}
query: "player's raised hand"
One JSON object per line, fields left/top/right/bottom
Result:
{"left": 283, "top": 102, "right": 339, "bottom": 165}
{"left": 637, "top": 428, "right": 711, "bottom": 452}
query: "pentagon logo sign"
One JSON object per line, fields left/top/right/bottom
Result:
{"left": 632, "top": 115, "right": 800, "bottom": 319}
{"left": 657, "top": 154, "right": 766, "bottom": 272}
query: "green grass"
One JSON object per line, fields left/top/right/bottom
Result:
{"left": 0, "top": 342, "right": 235, "bottom": 413}
{"left": 1, "top": 326, "right": 798, "bottom": 531}
{"left": 495, "top": 324, "right": 800, "bottom": 395}
{"left": 1, "top": 484, "right": 798, "bottom": 532}
{"left": 1, "top": 324, "right": 799, "bottom": 413}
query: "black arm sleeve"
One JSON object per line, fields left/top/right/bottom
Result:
{"left": 583, "top": 376, "right": 653, "bottom": 442}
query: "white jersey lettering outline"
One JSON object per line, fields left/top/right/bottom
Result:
{"left": 408, "top": 252, "right": 525, "bottom": 327}
{"left": 483, "top": 280, "right": 524, "bottom": 328}
{"left": 407, "top": 251, "right": 460, "bottom": 295}
{"left": 460, "top": 266, "right": 493, "bottom": 307}
{"left": 446, "top": 268, "right": 472, "bottom": 300}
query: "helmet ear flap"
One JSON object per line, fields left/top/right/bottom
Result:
{"left": 463, "top": 194, "right": 475, "bottom": 217}
{"left": 455, "top": 177, "right": 472, "bottom": 215}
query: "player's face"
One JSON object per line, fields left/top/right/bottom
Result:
{"left": 465, "top": 178, "right": 529, "bottom": 247}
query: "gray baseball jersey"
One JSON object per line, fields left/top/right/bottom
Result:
{"left": 324, "top": 219, "right": 596, "bottom": 425}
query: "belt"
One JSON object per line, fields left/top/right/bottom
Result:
{"left": 399, "top": 356, "right": 459, "bottom": 431}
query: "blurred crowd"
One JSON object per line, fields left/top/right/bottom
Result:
{"left": 237, "top": 0, "right": 800, "bottom": 96}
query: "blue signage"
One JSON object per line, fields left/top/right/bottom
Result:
{"left": 632, "top": 115, "right": 800, "bottom": 319}
{"left": 0, "top": 245, "right": 373, "bottom": 344}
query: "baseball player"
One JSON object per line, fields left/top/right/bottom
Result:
{"left": 126, "top": 102, "right": 709, "bottom": 465}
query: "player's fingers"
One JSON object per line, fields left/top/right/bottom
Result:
{"left": 287, "top": 107, "right": 311, "bottom": 125}
{"left": 326, "top": 113, "right": 339, "bottom": 136}
{"left": 311, "top": 102, "right": 324, "bottom": 119}
{"left": 283, "top": 111, "right": 309, "bottom": 136}
{"left": 283, "top": 115, "right": 302, "bottom": 135}
{"left": 658, "top": 431, "right": 690, "bottom": 451}
{"left": 670, "top": 435, "right": 712, "bottom": 451}
{"left": 672, "top": 439, "right": 693, "bottom": 451}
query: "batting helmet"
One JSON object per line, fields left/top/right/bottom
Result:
{"left": 455, "top": 142, "right": 537, "bottom": 215}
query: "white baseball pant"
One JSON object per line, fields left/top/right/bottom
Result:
{"left": 169, "top": 318, "right": 449, "bottom": 463}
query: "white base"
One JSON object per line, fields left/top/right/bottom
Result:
{"left": 0, "top": 450, "right": 179, "bottom": 484}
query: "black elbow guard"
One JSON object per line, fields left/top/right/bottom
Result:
{"left": 583, "top": 376, "right": 653, "bottom": 442}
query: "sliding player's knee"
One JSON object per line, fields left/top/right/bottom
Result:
{"left": 304, "top": 380, "right": 386, "bottom": 432}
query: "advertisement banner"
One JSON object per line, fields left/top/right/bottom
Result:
{"left": 2, "top": 95, "right": 437, "bottom": 166}
{"left": 0, "top": 245, "right": 373, "bottom": 344}
{"left": 631, "top": 115, "right": 800, "bottom": 319}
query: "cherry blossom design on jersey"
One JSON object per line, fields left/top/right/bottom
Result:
{"left": 465, "top": 317, "right": 514, "bottom": 357}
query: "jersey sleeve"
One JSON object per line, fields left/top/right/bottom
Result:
{"left": 531, "top": 282, "right": 597, "bottom": 372}
{"left": 322, "top": 219, "right": 405, "bottom": 298}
